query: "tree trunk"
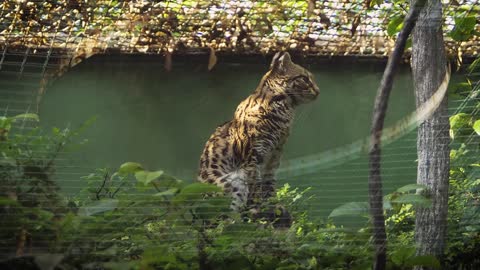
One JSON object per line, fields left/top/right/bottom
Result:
{"left": 411, "top": 0, "right": 449, "bottom": 266}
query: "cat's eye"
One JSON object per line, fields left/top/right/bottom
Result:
{"left": 290, "top": 75, "right": 309, "bottom": 84}
{"left": 293, "top": 75, "right": 311, "bottom": 87}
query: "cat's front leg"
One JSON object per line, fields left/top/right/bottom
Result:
{"left": 244, "top": 163, "right": 262, "bottom": 207}
{"left": 261, "top": 135, "right": 287, "bottom": 200}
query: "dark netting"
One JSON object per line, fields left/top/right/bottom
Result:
{"left": 0, "top": 0, "right": 479, "bottom": 57}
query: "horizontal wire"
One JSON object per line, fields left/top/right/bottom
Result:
{"left": 0, "top": 207, "right": 463, "bottom": 215}
{"left": 0, "top": 235, "right": 475, "bottom": 250}
{"left": 0, "top": 172, "right": 419, "bottom": 181}
{"left": 0, "top": 235, "right": 473, "bottom": 245}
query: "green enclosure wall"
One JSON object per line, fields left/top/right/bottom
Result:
{"left": 39, "top": 55, "right": 419, "bottom": 217}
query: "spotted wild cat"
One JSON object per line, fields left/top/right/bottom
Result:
{"left": 197, "top": 52, "right": 319, "bottom": 212}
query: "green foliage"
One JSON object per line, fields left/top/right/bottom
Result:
{"left": 330, "top": 183, "right": 430, "bottom": 219}
{"left": 384, "top": 0, "right": 479, "bottom": 55}
{"left": 0, "top": 113, "right": 39, "bottom": 139}
{"left": 389, "top": 246, "right": 440, "bottom": 269}
{"left": 449, "top": 113, "right": 473, "bottom": 140}
{"left": 46, "top": 166, "right": 376, "bottom": 269}
{"left": 3, "top": 91, "right": 480, "bottom": 269}
{"left": 443, "top": 58, "right": 480, "bottom": 269}
{"left": 387, "top": 15, "right": 404, "bottom": 37}
{"left": 449, "top": 14, "right": 478, "bottom": 42}
{"left": 0, "top": 114, "right": 93, "bottom": 257}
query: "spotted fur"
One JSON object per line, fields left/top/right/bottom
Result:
{"left": 197, "top": 52, "right": 319, "bottom": 211}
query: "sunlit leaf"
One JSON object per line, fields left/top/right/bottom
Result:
{"left": 449, "top": 113, "right": 472, "bottom": 139}
{"left": 391, "top": 194, "right": 431, "bottom": 207}
{"left": 396, "top": 184, "right": 426, "bottom": 193}
{"left": 11, "top": 113, "right": 40, "bottom": 122}
{"left": 473, "top": 120, "right": 480, "bottom": 135}
{"left": 135, "top": 170, "right": 164, "bottom": 185}
{"left": 329, "top": 202, "right": 369, "bottom": 218}
{"left": 118, "top": 162, "right": 143, "bottom": 175}
{"left": 387, "top": 15, "right": 404, "bottom": 36}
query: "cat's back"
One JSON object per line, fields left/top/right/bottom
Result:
{"left": 197, "top": 120, "right": 237, "bottom": 182}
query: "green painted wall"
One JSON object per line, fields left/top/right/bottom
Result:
{"left": 39, "top": 55, "right": 417, "bottom": 217}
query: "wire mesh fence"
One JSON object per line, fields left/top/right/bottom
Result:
{"left": 0, "top": 0, "right": 480, "bottom": 269}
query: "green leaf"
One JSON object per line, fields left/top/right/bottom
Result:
{"left": 205, "top": 195, "right": 231, "bottom": 208}
{"left": 387, "top": 15, "right": 404, "bottom": 36}
{"left": 456, "top": 16, "right": 476, "bottom": 31}
{"left": 173, "top": 183, "right": 221, "bottom": 204}
{"left": 78, "top": 199, "right": 119, "bottom": 216}
{"left": 405, "top": 37, "right": 412, "bottom": 49}
{"left": 391, "top": 246, "right": 415, "bottom": 266}
{"left": 11, "top": 113, "right": 40, "bottom": 122}
{"left": 473, "top": 120, "right": 480, "bottom": 135}
{"left": 0, "top": 117, "right": 13, "bottom": 130}
{"left": 449, "top": 113, "right": 472, "bottom": 139}
{"left": 329, "top": 202, "right": 369, "bottom": 218}
{"left": 405, "top": 255, "right": 441, "bottom": 269}
{"left": 155, "top": 173, "right": 184, "bottom": 188}
{"left": 450, "top": 15, "right": 477, "bottom": 41}
{"left": 52, "top": 127, "right": 61, "bottom": 135}
{"left": 450, "top": 113, "right": 472, "bottom": 128}
{"left": 135, "top": 170, "right": 164, "bottom": 185}
{"left": 467, "top": 57, "right": 480, "bottom": 73}
{"left": 154, "top": 188, "right": 179, "bottom": 197}
{"left": 396, "top": 184, "right": 426, "bottom": 193}
{"left": 370, "top": 0, "right": 384, "bottom": 7}
{"left": 383, "top": 197, "right": 392, "bottom": 210}
{"left": 391, "top": 194, "right": 431, "bottom": 207}
{"left": 118, "top": 162, "right": 143, "bottom": 175}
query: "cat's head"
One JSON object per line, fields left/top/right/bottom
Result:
{"left": 267, "top": 52, "right": 319, "bottom": 104}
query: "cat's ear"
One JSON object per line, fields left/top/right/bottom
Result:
{"left": 270, "top": 52, "right": 292, "bottom": 73}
